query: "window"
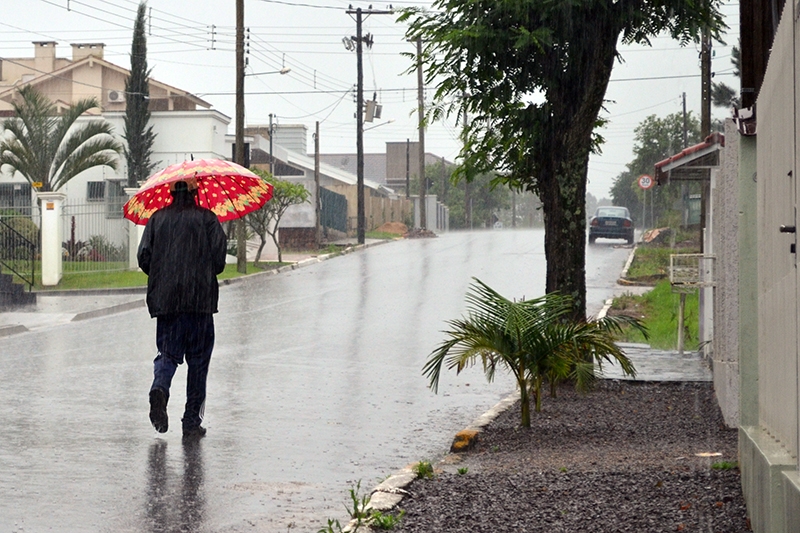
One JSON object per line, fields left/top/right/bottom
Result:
{"left": 105, "top": 180, "right": 126, "bottom": 219}
{"left": 0, "top": 183, "right": 33, "bottom": 209}
{"left": 87, "top": 181, "right": 105, "bottom": 201}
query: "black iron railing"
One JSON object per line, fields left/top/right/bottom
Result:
{"left": 0, "top": 217, "right": 35, "bottom": 290}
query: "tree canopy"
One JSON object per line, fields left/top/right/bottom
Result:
{"left": 124, "top": 1, "right": 158, "bottom": 188}
{"left": 245, "top": 169, "right": 310, "bottom": 263}
{"left": 610, "top": 112, "right": 701, "bottom": 226}
{"left": 419, "top": 160, "right": 511, "bottom": 229}
{"left": 402, "top": 0, "right": 724, "bottom": 318}
{"left": 0, "top": 85, "right": 123, "bottom": 192}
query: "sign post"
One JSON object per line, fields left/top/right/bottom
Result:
{"left": 638, "top": 174, "right": 654, "bottom": 229}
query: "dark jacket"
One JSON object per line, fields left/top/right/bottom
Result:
{"left": 137, "top": 191, "right": 227, "bottom": 317}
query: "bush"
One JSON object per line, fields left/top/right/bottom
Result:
{"left": 64, "top": 235, "right": 126, "bottom": 262}
{"left": 0, "top": 210, "right": 38, "bottom": 260}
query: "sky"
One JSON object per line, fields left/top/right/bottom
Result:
{"left": 0, "top": 0, "right": 740, "bottom": 200}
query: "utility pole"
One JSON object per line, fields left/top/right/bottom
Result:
{"left": 235, "top": 0, "right": 247, "bottom": 273}
{"left": 440, "top": 155, "right": 446, "bottom": 204}
{"left": 346, "top": 6, "right": 392, "bottom": 244}
{"left": 269, "top": 113, "right": 274, "bottom": 174}
{"left": 417, "top": 36, "right": 427, "bottom": 230}
{"left": 681, "top": 92, "right": 688, "bottom": 149}
{"left": 511, "top": 192, "right": 516, "bottom": 228}
{"left": 355, "top": 8, "right": 365, "bottom": 244}
{"left": 682, "top": 92, "right": 688, "bottom": 226}
{"left": 314, "top": 121, "right": 321, "bottom": 248}
{"left": 462, "top": 103, "right": 472, "bottom": 229}
{"left": 699, "top": 27, "right": 712, "bottom": 254}
{"left": 700, "top": 35, "right": 711, "bottom": 138}
{"left": 405, "top": 138, "right": 410, "bottom": 199}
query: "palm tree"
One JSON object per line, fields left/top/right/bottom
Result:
{"left": 0, "top": 85, "right": 123, "bottom": 192}
{"left": 423, "top": 278, "right": 645, "bottom": 427}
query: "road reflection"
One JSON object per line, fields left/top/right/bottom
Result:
{"left": 146, "top": 439, "right": 205, "bottom": 532}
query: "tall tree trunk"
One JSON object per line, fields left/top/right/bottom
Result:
{"left": 539, "top": 18, "right": 618, "bottom": 321}
{"left": 540, "top": 166, "right": 587, "bottom": 321}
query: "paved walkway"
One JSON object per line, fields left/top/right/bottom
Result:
{"left": 598, "top": 342, "right": 712, "bottom": 382}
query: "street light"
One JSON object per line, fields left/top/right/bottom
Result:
{"left": 363, "top": 119, "right": 395, "bottom": 132}
{"left": 246, "top": 67, "right": 291, "bottom": 76}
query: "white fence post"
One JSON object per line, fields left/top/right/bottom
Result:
{"left": 125, "top": 187, "right": 145, "bottom": 270}
{"left": 37, "top": 191, "right": 66, "bottom": 286}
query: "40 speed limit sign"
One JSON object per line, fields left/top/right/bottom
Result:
{"left": 638, "top": 174, "right": 654, "bottom": 190}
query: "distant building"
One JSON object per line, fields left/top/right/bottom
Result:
{"left": 320, "top": 141, "right": 451, "bottom": 193}
{"left": 0, "top": 41, "right": 229, "bottom": 219}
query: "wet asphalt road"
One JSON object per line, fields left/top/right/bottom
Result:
{"left": 0, "top": 229, "right": 631, "bottom": 532}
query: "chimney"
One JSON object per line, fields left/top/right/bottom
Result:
{"left": 70, "top": 43, "right": 105, "bottom": 62}
{"left": 33, "top": 41, "right": 57, "bottom": 73}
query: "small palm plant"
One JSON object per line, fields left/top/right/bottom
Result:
{"left": 423, "top": 278, "right": 646, "bottom": 427}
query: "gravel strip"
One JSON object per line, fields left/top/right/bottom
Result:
{"left": 392, "top": 381, "right": 749, "bottom": 533}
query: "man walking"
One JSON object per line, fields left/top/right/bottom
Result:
{"left": 138, "top": 179, "right": 227, "bottom": 439}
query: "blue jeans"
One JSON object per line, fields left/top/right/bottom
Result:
{"left": 151, "top": 313, "right": 215, "bottom": 430}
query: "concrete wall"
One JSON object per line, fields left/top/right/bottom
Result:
{"left": 756, "top": 3, "right": 797, "bottom": 457}
{"left": 739, "top": 135, "right": 759, "bottom": 430}
{"left": 712, "top": 119, "right": 741, "bottom": 427}
{"left": 386, "top": 141, "right": 420, "bottom": 189}
{"left": 740, "top": 426, "right": 796, "bottom": 533}
{"left": 739, "top": 2, "right": 800, "bottom": 531}
{"left": 327, "top": 184, "right": 414, "bottom": 235}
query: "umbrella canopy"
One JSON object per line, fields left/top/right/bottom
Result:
{"left": 123, "top": 159, "right": 273, "bottom": 225}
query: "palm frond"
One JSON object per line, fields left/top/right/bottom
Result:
{"left": 595, "top": 313, "right": 649, "bottom": 340}
{"left": 1, "top": 87, "right": 118, "bottom": 191}
{"left": 423, "top": 279, "right": 639, "bottom": 425}
{"left": 52, "top": 137, "right": 122, "bottom": 190}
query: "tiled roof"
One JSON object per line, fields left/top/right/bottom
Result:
{"left": 654, "top": 132, "right": 725, "bottom": 184}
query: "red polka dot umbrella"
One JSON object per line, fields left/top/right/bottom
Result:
{"left": 123, "top": 159, "right": 273, "bottom": 225}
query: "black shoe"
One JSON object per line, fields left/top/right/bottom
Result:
{"left": 182, "top": 425, "right": 207, "bottom": 440}
{"left": 149, "top": 389, "right": 168, "bottom": 433}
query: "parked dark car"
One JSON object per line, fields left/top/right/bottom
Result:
{"left": 588, "top": 206, "right": 634, "bottom": 244}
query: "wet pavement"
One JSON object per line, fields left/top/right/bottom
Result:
{"left": 0, "top": 229, "right": 645, "bottom": 532}
{"left": 598, "top": 343, "right": 711, "bottom": 382}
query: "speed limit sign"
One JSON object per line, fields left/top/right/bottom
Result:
{"left": 638, "top": 174, "right": 654, "bottom": 190}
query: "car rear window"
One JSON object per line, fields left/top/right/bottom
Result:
{"left": 596, "top": 208, "right": 628, "bottom": 218}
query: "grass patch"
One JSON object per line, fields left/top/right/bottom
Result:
{"left": 413, "top": 460, "right": 435, "bottom": 479}
{"left": 370, "top": 510, "right": 405, "bottom": 530}
{"left": 625, "top": 246, "right": 673, "bottom": 281}
{"left": 611, "top": 279, "right": 699, "bottom": 350}
{"left": 31, "top": 262, "right": 271, "bottom": 291}
{"left": 711, "top": 460, "right": 738, "bottom": 470}
{"left": 316, "top": 244, "right": 346, "bottom": 255}
{"left": 625, "top": 244, "right": 701, "bottom": 283}
{"left": 366, "top": 231, "right": 404, "bottom": 240}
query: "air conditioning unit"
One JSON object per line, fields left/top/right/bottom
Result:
{"left": 107, "top": 90, "right": 125, "bottom": 103}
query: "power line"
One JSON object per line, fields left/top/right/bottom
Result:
{"left": 253, "top": 0, "right": 344, "bottom": 9}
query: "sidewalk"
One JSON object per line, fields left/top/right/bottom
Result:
{"left": 0, "top": 237, "right": 386, "bottom": 336}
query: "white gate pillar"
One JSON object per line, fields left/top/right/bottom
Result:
{"left": 37, "top": 191, "right": 66, "bottom": 286}
{"left": 125, "top": 187, "right": 145, "bottom": 270}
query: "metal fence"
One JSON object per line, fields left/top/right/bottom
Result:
{"left": 320, "top": 186, "right": 348, "bottom": 233}
{"left": 62, "top": 199, "right": 129, "bottom": 273}
{"left": 0, "top": 209, "right": 37, "bottom": 289}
